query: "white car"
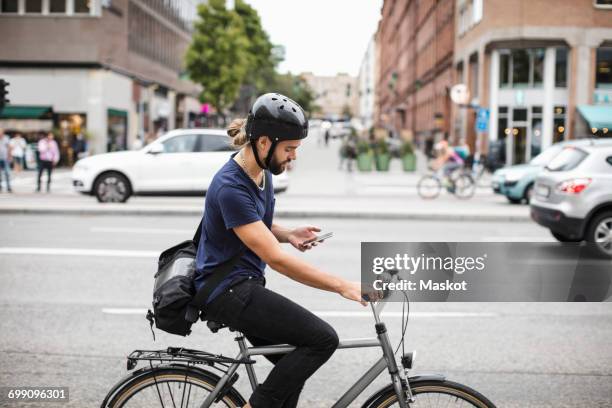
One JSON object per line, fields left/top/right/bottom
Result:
{"left": 72, "top": 128, "right": 290, "bottom": 203}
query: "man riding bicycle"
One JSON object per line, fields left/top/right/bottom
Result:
{"left": 432, "top": 139, "right": 464, "bottom": 177}
{"left": 194, "top": 93, "right": 365, "bottom": 408}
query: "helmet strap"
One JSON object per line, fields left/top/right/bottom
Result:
{"left": 250, "top": 137, "right": 279, "bottom": 170}
{"left": 264, "top": 138, "right": 279, "bottom": 169}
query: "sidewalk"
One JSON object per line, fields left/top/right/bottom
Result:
{"left": 0, "top": 133, "right": 529, "bottom": 221}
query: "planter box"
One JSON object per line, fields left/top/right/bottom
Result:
{"left": 375, "top": 154, "right": 391, "bottom": 171}
{"left": 357, "top": 152, "right": 373, "bottom": 171}
{"left": 402, "top": 154, "right": 416, "bottom": 172}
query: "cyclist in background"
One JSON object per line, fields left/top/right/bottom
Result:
{"left": 432, "top": 139, "right": 464, "bottom": 177}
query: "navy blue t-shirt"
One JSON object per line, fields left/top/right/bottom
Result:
{"left": 194, "top": 152, "right": 275, "bottom": 304}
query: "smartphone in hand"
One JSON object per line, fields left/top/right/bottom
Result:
{"left": 303, "top": 232, "right": 333, "bottom": 245}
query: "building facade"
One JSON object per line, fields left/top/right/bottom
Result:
{"left": 0, "top": 0, "right": 202, "bottom": 161}
{"left": 301, "top": 72, "right": 359, "bottom": 120}
{"left": 452, "top": 0, "right": 612, "bottom": 165}
{"left": 357, "top": 35, "right": 377, "bottom": 130}
{"left": 376, "top": 0, "right": 455, "bottom": 147}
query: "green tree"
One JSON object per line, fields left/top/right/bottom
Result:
{"left": 235, "top": 0, "right": 279, "bottom": 92}
{"left": 185, "top": 0, "right": 249, "bottom": 119}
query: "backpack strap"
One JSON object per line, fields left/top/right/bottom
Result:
{"left": 185, "top": 248, "right": 245, "bottom": 323}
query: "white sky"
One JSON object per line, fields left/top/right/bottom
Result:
{"left": 244, "top": 0, "right": 383, "bottom": 77}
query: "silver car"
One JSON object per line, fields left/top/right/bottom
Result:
{"left": 530, "top": 141, "right": 612, "bottom": 257}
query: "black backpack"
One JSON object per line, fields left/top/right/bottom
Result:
{"left": 146, "top": 220, "right": 243, "bottom": 337}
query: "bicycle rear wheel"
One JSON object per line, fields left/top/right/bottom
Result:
{"left": 417, "top": 176, "right": 441, "bottom": 199}
{"left": 102, "top": 365, "right": 246, "bottom": 408}
{"left": 453, "top": 174, "right": 476, "bottom": 199}
{"left": 363, "top": 379, "right": 496, "bottom": 408}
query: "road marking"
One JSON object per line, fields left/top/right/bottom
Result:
{"left": 102, "top": 308, "right": 497, "bottom": 318}
{"left": 0, "top": 247, "right": 158, "bottom": 258}
{"left": 480, "top": 236, "right": 553, "bottom": 242}
{"left": 91, "top": 227, "right": 193, "bottom": 234}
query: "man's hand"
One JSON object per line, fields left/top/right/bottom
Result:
{"left": 287, "top": 225, "right": 322, "bottom": 252}
{"left": 339, "top": 281, "right": 367, "bottom": 306}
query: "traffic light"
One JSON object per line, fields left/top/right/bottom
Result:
{"left": 0, "top": 79, "right": 9, "bottom": 111}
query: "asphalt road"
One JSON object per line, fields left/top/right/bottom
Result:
{"left": 0, "top": 214, "right": 611, "bottom": 407}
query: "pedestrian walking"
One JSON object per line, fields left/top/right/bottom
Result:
{"left": 36, "top": 132, "right": 60, "bottom": 193}
{"left": 9, "top": 133, "right": 26, "bottom": 173}
{"left": 324, "top": 128, "right": 330, "bottom": 146}
{"left": 0, "top": 128, "right": 12, "bottom": 192}
{"left": 71, "top": 132, "right": 87, "bottom": 160}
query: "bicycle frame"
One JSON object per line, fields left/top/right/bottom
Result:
{"left": 198, "top": 303, "right": 411, "bottom": 408}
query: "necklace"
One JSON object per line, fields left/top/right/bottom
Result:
{"left": 240, "top": 149, "right": 265, "bottom": 190}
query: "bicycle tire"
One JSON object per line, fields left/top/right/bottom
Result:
{"left": 417, "top": 176, "right": 441, "bottom": 199}
{"left": 363, "top": 379, "right": 496, "bottom": 408}
{"left": 453, "top": 174, "right": 476, "bottom": 199}
{"left": 102, "top": 365, "right": 246, "bottom": 408}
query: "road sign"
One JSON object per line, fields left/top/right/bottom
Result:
{"left": 450, "top": 84, "right": 470, "bottom": 105}
{"left": 475, "top": 108, "right": 489, "bottom": 132}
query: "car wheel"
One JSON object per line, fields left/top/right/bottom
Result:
{"left": 551, "top": 231, "right": 582, "bottom": 243}
{"left": 586, "top": 211, "right": 612, "bottom": 258}
{"left": 524, "top": 183, "right": 534, "bottom": 204}
{"left": 94, "top": 172, "right": 131, "bottom": 203}
{"left": 506, "top": 196, "right": 522, "bottom": 204}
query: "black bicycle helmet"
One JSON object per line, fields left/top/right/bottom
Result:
{"left": 245, "top": 93, "right": 308, "bottom": 169}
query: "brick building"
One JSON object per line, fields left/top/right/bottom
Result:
{"left": 452, "top": 0, "right": 612, "bottom": 165}
{"left": 375, "top": 0, "right": 455, "bottom": 149}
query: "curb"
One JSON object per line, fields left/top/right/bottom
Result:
{"left": 0, "top": 206, "right": 532, "bottom": 222}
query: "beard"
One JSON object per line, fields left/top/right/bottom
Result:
{"left": 268, "top": 155, "right": 290, "bottom": 175}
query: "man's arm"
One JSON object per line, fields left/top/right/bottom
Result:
{"left": 271, "top": 223, "right": 291, "bottom": 243}
{"left": 234, "top": 220, "right": 365, "bottom": 304}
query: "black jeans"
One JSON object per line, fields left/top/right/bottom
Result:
{"left": 37, "top": 160, "right": 53, "bottom": 191}
{"left": 205, "top": 277, "right": 339, "bottom": 408}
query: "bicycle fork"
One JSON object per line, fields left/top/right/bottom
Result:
{"left": 372, "top": 305, "right": 414, "bottom": 407}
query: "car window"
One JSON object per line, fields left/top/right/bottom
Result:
{"left": 529, "top": 144, "right": 563, "bottom": 166}
{"left": 161, "top": 135, "right": 198, "bottom": 153}
{"left": 546, "top": 147, "right": 588, "bottom": 171}
{"left": 196, "top": 134, "right": 233, "bottom": 152}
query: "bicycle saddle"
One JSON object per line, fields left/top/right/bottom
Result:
{"left": 207, "top": 320, "right": 230, "bottom": 333}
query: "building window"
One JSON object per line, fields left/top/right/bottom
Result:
{"left": 74, "top": 0, "right": 91, "bottom": 14}
{"left": 499, "top": 49, "right": 545, "bottom": 89}
{"left": 596, "top": 47, "right": 612, "bottom": 89}
{"left": 553, "top": 106, "right": 566, "bottom": 143}
{"left": 512, "top": 50, "right": 530, "bottom": 87}
{"left": 533, "top": 49, "right": 544, "bottom": 86}
{"left": 555, "top": 48, "right": 568, "bottom": 88}
{"left": 1, "top": 0, "right": 19, "bottom": 12}
{"left": 49, "top": 0, "right": 66, "bottom": 13}
{"left": 25, "top": 0, "right": 42, "bottom": 13}
{"left": 513, "top": 108, "right": 528, "bottom": 122}
{"left": 594, "top": 0, "right": 612, "bottom": 8}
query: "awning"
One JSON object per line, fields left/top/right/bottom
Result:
{"left": 107, "top": 108, "right": 128, "bottom": 117}
{"left": 0, "top": 105, "right": 53, "bottom": 119}
{"left": 577, "top": 105, "right": 612, "bottom": 130}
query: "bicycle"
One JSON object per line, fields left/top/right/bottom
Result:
{"left": 417, "top": 167, "right": 476, "bottom": 200}
{"left": 101, "top": 281, "right": 496, "bottom": 408}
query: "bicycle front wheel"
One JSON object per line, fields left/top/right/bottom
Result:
{"left": 364, "top": 379, "right": 496, "bottom": 408}
{"left": 417, "top": 176, "right": 441, "bottom": 199}
{"left": 102, "top": 365, "right": 246, "bottom": 408}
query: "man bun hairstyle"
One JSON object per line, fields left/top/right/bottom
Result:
{"left": 227, "top": 118, "right": 249, "bottom": 149}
